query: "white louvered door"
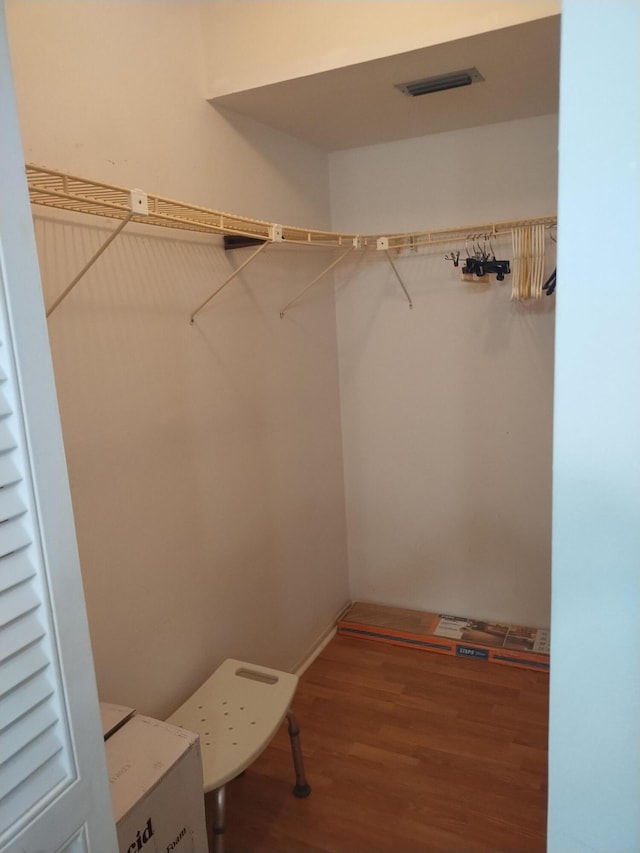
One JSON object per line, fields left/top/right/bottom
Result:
{"left": 0, "top": 6, "right": 117, "bottom": 852}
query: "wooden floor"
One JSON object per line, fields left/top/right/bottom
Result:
{"left": 215, "top": 635, "right": 549, "bottom": 853}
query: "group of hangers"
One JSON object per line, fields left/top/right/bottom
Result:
{"left": 445, "top": 233, "right": 511, "bottom": 281}
{"left": 444, "top": 228, "right": 557, "bottom": 296}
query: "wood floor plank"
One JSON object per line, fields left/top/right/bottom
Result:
{"left": 221, "top": 635, "right": 548, "bottom": 852}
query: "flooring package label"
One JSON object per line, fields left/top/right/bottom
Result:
{"left": 433, "top": 615, "right": 550, "bottom": 655}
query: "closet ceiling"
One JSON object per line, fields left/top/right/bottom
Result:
{"left": 210, "top": 16, "right": 560, "bottom": 151}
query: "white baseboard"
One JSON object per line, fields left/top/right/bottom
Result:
{"left": 292, "top": 602, "right": 352, "bottom": 676}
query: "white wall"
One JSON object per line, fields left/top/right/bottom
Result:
{"left": 6, "top": 0, "right": 350, "bottom": 719}
{"left": 549, "top": 3, "right": 640, "bottom": 850}
{"left": 201, "top": 0, "right": 560, "bottom": 97}
{"left": 6, "top": 1, "right": 330, "bottom": 228}
{"left": 331, "top": 114, "right": 558, "bottom": 628}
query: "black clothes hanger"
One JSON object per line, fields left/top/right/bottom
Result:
{"left": 544, "top": 227, "right": 557, "bottom": 294}
{"left": 543, "top": 268, "right": 556, "bottom": 295}
{"left": 447, "top": 233, "right": 511, "bottom": 281}
{"left": 462, "top": 256, "right": 511, "bottom": 280}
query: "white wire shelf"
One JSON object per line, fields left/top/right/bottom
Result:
{"left": 26, "top": 163, "right": 557, "bottom": 320}
{"left": 26, "top": 163, "right": 556, "bottom": 252}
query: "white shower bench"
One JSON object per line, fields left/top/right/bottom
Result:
{"left": 167, "top": 658, "right": 311, "bottom": 853}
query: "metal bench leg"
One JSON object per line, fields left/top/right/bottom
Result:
{"left": 286, "top": 709, "right": 311, "bottom": 798}
{"left": 212, "top": 785, "right": 225, "bottom": 853}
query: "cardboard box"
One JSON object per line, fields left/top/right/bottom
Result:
{"left": 100, "top": 702, "right": 135, "bottom": 739}
{"left": 100, "top": 704, "right": 207, "bottom": 853}
{"left": 338, "top": 602, "right": 550, "bottom": 672}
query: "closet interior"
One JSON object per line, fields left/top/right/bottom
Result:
{"left": 7, "top": 2, "right": 640, "bottom": 851}
{"left": 8, "top": 0, "right": 559, "bottom": 743}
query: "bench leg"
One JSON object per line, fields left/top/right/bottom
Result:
{"left": 212, "top": 785, "right": 225, "bottom": 853}
{"left": 286, "top": 709, "right": 311, "bottom": 798}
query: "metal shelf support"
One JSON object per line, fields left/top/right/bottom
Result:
{"left": 45, "top": 188, "right": 149, "bottom": 318}
{"left": 46, "top": 211, "right": 134, "bottom": 318}
{"left": 280, "top": 244, "right": 356, "bottom": 319}
{"left": 190, "top": 239, "right": 270, "bottom": 324}
{"left": 384, "top": 249, "right": 413, "bottom": 310}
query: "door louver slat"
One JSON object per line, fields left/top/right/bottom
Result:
{"left": 0, "top": 454, "right": 21, "bottom": 489}
{"left": 0, "top": 519, "right": 32, "bottom": 558}
{"left": 0, "top": 726, "right": 63, "bottom": 799}
{"left": 0, "top": 549, "right": 36, "bottom": 595}
{"left": 0, "top": 483, "right": 26, "bottom": 523}
{"left": 1, "top": 611, "right": 45, "bottom": 661}
{"left": 0, "top": 643, "right": 49, "bottom": 698}
{"left": 0, "top": 580, "right": 40, "bottom": 628}
{"left": 0, "top": 392, "right": 12, "bottom": 418}
{"left": 0, "top": 752, "right": 67, "bottom": 832}
{"left": 0, "top": 667, "right": 54, "bottom": 731}
{"left": 0, "top": 699, "right": 58, "bottom": 764}
{"left": 0, "top": 420, "right": 17, "bottom": 453}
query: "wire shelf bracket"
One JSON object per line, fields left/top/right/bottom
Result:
{"left": 280, "top": 242, "right": 357, "bottom": 319}
{"left": 377, "top": 240, "right": 413, "bottom": 309}
{"left": 46, "top": 188, "right": 148, "bottom": 318}
{"left": 190, "top": 234, "right": 275, "bottom": 324}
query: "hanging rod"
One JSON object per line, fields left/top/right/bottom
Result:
{"left": 26, "top": 163, "right": 556, "bottom": 255}
{"left": 280, "top": 244, "right": 356, "bottom": 318}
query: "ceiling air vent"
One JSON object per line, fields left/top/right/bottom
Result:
{"left": 396, "top": 67, "right": 484, "bottom": 97}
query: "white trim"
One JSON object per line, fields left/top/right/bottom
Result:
{"left": 292, "top": 602, "right": 352, "bottom": 677}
